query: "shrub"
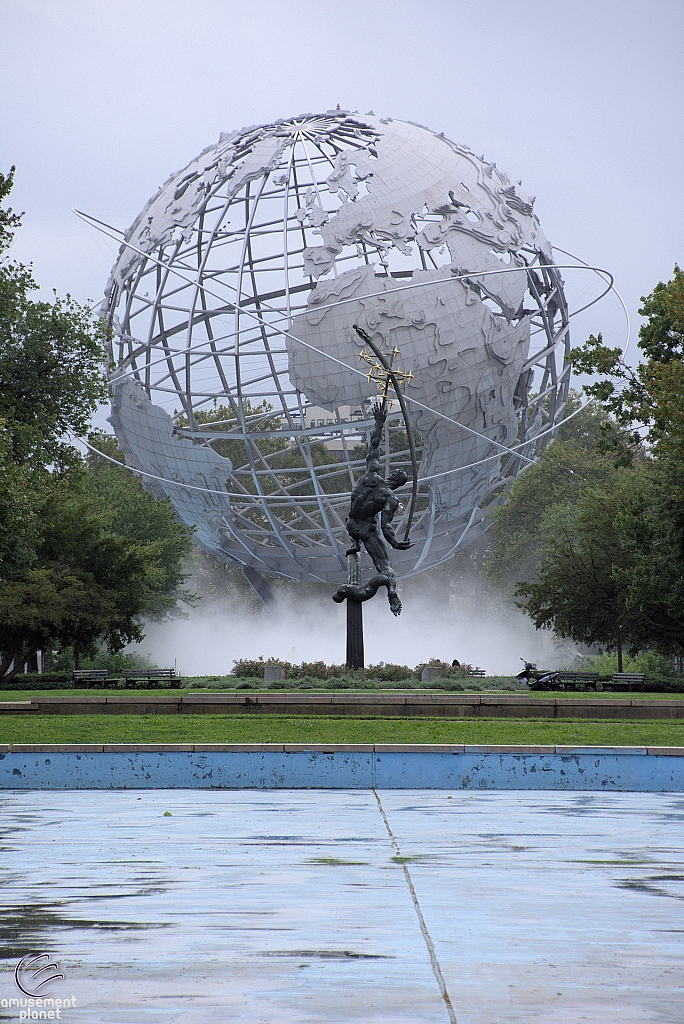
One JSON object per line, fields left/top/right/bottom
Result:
{"left": 234, "top": 658, "right": 430, "bottom": 682}
{"left": 413, "top": 659, "right": 482, "bottom": 679}
{"left": 0, "top": 672, "right": 72, "bottom": 690}
{"left": 364, "top": 663, "right": 415, "bottom": 682}
{"left": 638, "top": 676, "right": 684, "bottom": 694}
{"left": 233, "top": 658, "right": 265, "bottom": 678}
{"left": 232, "top": 656, "right": 286, "bottom": 678}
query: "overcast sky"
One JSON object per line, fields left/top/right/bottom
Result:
{"left": 2, "top": 0, "right": 683, "bottom": 364}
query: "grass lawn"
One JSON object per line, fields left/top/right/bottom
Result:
{"left": 1, "top": 688, "right": 683, "bottom": 701}
{"left": 1, "top": 714, "right": 683, "bottom": 746}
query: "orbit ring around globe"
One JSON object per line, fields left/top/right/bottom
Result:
{"left": 85, "top": 110, "right": 623, "bottom": 585}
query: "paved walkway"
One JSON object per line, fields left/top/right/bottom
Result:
{"left": 1, "top": 791, "right": 683, "bottom": 1023}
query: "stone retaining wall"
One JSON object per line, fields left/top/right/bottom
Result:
{"left": 2, "top": 694, "right": 684, "bottom": 719}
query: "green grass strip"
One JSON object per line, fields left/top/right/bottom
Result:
{"left": 1, "top": 715, "right": 683, "bottom": 746}
{"left": 1, "top": 688, "right": 682, "bottom": 701}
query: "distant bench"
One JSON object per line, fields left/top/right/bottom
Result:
{"left": 72, "top": 669, "right": 181, "bottom": 689}
{"left": 72, "top": 669, "right": 109, "bottom": 687}
{"left": 529, "top": 671, "right": 646, "bottom": 693}
{"left": 123, "top": 669, "right": 181, "bottom": 689}
{"left": 605, "top": 672, "right": 646, "bottom": 692}
{"left": 557, "top": 671, "right": 599, "bottom": 691}
{"left": 529, "top": 671, "right": 599, "bottom": 692}
{"left": 421, "top": 666, "right": 486, "bottom": 682}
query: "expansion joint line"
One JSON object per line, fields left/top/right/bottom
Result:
{"left": 372, "top": 789, "right": 457, "bottom": 1024}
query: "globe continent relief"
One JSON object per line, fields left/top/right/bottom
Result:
{"left": 103, "top": 111, "right": 570, "bottom": 584}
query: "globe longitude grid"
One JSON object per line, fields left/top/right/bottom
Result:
{"left": 105, "top": 112, "right": 572, "bottom": 583}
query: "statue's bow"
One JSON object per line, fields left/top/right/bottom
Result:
{"left": 352, "top": 323, "right": 418, "bottom": 543}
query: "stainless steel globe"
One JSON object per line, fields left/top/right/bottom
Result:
{"left": 103, "top": 111, "right": 571, "bottom": 584}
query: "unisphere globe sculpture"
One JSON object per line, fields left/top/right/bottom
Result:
{"left": 102, "top": 111, "right": 571, "bottom": 584}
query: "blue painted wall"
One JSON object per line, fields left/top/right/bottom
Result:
{"left": 1, "top": 750, "right": 683, "bottom": 791}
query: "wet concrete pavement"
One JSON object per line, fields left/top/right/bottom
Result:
{"left": 1, "top": 791, "right": 683, "bottom": 1023}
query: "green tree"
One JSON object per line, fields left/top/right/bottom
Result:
{"left": 0, "top": 171, "right": 108, "bottom": 470}
{"left": 514, "top": 473, "right": 637, "bottom": 665}
{"left": 37, "top": 483, "right": 153, "bottom": 654}
{"left": 610, "top": 461, "right": 684, "bottom": 654}
{"left": 84, "top": 434, "right": 194, "bottom": 615}
{"left": 484, "top": 401, "right": 619, "bottom": 595}
{"left": 571, "top": 265, "right": 684, "bottom": 467}
{"left": 571, "top": 267, "right": 684, "bottom": 644}
{"left": 181, "top": 400, "right": 343, "bottom": 498}
{"left": 0, "top": 484, "right": 153, "bottom": 679}
{"left": 0, "top": 167, "right": 22, "bottom": 249}
{"left": 0, "top": 168, "right": 194, "bottom": 678}
{"left": 0, "top": 418, "right": 44, "bottom": 582}
{"left": 516, "top": 463, "right": 684, "bottom": 662}
{"left": 0, "top": 457, "right": 195, "bottom": 680}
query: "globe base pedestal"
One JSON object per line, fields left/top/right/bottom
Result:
{"left": 345, "top": 554, "right": 364, "bottom": 670}
{"left": 346, "top": 600, "right": 364, "bottom": 671}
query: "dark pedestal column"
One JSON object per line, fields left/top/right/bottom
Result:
{"left": 345, "top": 553, "right": 364, "bottom": 670}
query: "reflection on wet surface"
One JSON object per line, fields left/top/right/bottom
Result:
{"left": 0, "top": 903, "right": 170, "bottom": 960}
{"left": 0, "top": 791, "right": 682, "bottom": 1022}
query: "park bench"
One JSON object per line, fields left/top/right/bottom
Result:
{"left": 604, "top": 672, "right": 646, "bottom": 692}
{"left": 421, "top": 666, "right": 486, "bottom": 683}
{"left": 72, "top": 669, "right": 110, "bottom": 687}
{"left": 527, "top": 672, "right": 556, "bottom": 691}
{"left": 556, "top": 671, "right": 599, "bottom": 692}
{"left": 123, "top": 668, "right": 181, "bottom": 689}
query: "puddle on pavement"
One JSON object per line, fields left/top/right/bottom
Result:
{"left": 258, "top": 950, "right": 393, "bottom": 960}
{"left": 616, "top": 876, "right": 684, "bottom": 899}
{"left": 0, "top": 902, "right": 170, "bottom": 959}
{"left": 308, "top": 857, "right": 368, "bottom": 866}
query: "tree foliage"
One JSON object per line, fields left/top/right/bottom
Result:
{"left": 484, "top": 400, "right": 619, "bottom": 595}
{"left": 179, "top": 399, "right": 344, "bottom": 499}
{"left": 0, "top": 419, "right": 44, "bottom": 582}
{"left": 0, "top": 168, "right": 22, "bottom": 253}
{"left": 611, "top": 462, "right": 684, "bottom": 652}
{"left": 0, "top": 272, "right": 109, "bottom": 467}
{"left": 84, "top": 434, "right": 194, "bottom": 615}
{"left": 571, "top": 266, "right": 684, "bottom": 466}
{"left": 0, "top": 169, "right": 109, "bottom": 470}
{"left": 516, "top": 463, "right": 684, "bottom": 656}
{"left": 0, "top": 485, "right": 152, "bottom": 679}
{"left": 506, "top": 268, "right": 684, "bottom": 658}
{"left": 513, "top": 471, "right": 631, "bottom": 651}
{"left": 0, "top": 168, "right": 194, "bottom": 679}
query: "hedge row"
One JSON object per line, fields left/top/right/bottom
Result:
{"left": 231, "top": 658, "right": 480, "bottom": 681}
{"left": 0, "top": 673, "right": 72, "bottom": 690}
{"left": 226, "top": 675, "right": 488, "bottom": 692}
{"left": 3, "top": 669, "right": 684, "bottom": 694}
{"left": 0, "top": 673, "right": 181, "bottom": 691}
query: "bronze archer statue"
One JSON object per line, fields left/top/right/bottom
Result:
{"left": 333, "top": 401, "right": 412, "bottom": 615}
